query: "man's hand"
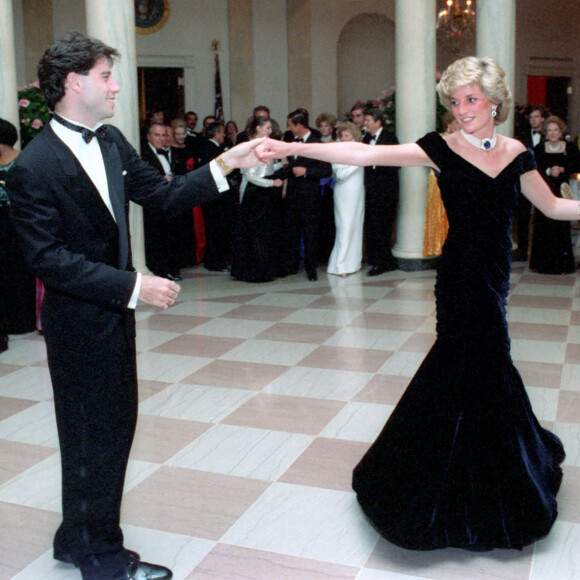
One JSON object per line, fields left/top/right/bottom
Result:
{"left": 220, "top": 137, "right": 266, "bottom": 170}
{"left": 139, "top": 275, "right": 180, "bottom": 309}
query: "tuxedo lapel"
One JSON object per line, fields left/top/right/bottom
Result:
{"left": 99, "top": 137, "right": 130, "bottom": 269}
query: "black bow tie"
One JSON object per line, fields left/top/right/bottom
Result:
{"left": 52, "top": 113, "right": 107, "bottom": 143}
{"left": 532, "top": 130, "right": 541, "bottom": 135}
{"left": 370, "top": 134, "right": 378, "bottom": 142}
{"left": 295, "top": 138, "right": 304, "bottom": 143}
{"left": 156, "top": 148, "right": 170, "bottom": 159}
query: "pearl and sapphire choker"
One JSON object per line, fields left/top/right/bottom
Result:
{"left": 460, "top": 128, "right": 497, "bottom": 151}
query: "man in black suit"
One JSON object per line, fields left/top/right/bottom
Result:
{"left": 141, "top": 122, "right": 183, "bottom": 281}
{"left": 273, "top": 109, "right": 331, "bottom": 281}
{"left": 514, "top": 105, "right": 546, "bottom": 261}
{"left": 7, "top": 32, "right": 260, "bottom": 580}
{"left": 197, "top": 122, "right": 235, "bottom": 272}
{"left": 363, "top": 107, "right": 399, "bottom": 275}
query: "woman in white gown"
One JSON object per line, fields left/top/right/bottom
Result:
{"left": 327, "top": 122, "right": 365, "bottom": 276}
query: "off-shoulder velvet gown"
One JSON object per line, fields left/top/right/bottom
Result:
{"left": 352, "top": 132, "right": 565, "bottom": 551}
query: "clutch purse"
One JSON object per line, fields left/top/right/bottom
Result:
{"left": 560, "top": 182, "right": 574, "bottom": 200}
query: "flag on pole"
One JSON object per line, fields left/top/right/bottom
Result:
{"left": 212, "top": 40, "right": 224, "bottom": 123}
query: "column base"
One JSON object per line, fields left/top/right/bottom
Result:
{"left": 396, "top": 256, "right": 438, "bottom": 272}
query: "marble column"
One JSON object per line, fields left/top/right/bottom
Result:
{"left": 476, "top": 0, "right": 516, "bottom": 137}
{"left": 86, "top": 0, "right": 147, "bottom": 272}
{"left": 0, "top": 0, "right": 20, "bottom": 140}
{"left": 22, "top": 0, "right": 53, "bottom": 84}
{"left": 393, "top": 0, "right": 437, "bottom": 267}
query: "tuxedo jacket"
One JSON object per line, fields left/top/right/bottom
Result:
{"left": 272, "top": 132, "right": 331, "bottom": 199}
{"left": 363, "top": 129, "right": 399, "bottom": 197}
{"left": 7, "top": 123, "right": 220, "bottom": 315}
{"left": 141, "top": 142, "right": 168, "bottom": 176}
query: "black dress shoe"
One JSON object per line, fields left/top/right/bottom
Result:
{"left": 307, "top": 270, "right": 318, "bottom": 281}
{"left": 205, "top": 265, "right": 229, "bottom": 273}
{"left": 165, "top": 273, "right": 182, "bottom": 282}
{"left": 54, "top": 548, "right": 141, "bottom": 566}
{"left": 367, "top": 266, "right": 384, "bottom": 276}
{"left": 112, "top": 559, "right": 173, "bottom": 579}
{"left": 0, "top": 335, "right": 8, "bottom": 354}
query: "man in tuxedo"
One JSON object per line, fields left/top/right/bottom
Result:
{"left": 514, "top": 105, "right": 546, "bottom": 261}
{"left": 363, "top": 107, "right": 399, "bottom": 275}
{"left": 197, "top": 122, "right": 235, "bottom": 272}
{"left": 273, "top": 109, "right": 331, "bottom": 281}
{"left": 350, "top": 103, "right": 366, "bottom": 136}
{"left": 7, "top": 32, "right": 260, "bottom": 580}
{"left": 141, "top": 122, "right": 182, "bottom": 281}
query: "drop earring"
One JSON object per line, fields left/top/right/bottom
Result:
{"left": 491, "top": 107, "right": 497, "bottom": 118}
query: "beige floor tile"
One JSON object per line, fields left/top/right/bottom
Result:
{"left": 571, "top": 311, "right": 580, "bottom": 325}
{"left": 559, "top": 465, "right": 580, "bottom": 524}
{"left": 138, "top": 379, "right": 173, "bottom": 402}
{"left": 307, "top": 296, "right": 378, "bottom": 311}
{"left": 222, "top": 304, "right": 297, "bottom": 321}
{"left": 222, "top": 393, "right": 345, "bottom": 435}
{"left": 354, "top": 375, "right": 409, "bottom": 405}
{"left": 279, "top": 437, "right": 369, "bottom": 491}
{"left": 182, "top": 360, "right": 288, "bottom": 390}
{"left": 0, "top": 363, "right": 22, "bottom": 378}
{"left": 365, "top": 537, "right": 533, "bottom": 580}
{"left": 515, "top": 361, "right": 562, "bottom": 389}
{"left": 185, "top": 543, "right": 360, "bottom": 579}
{"left": 348, "top": 312, "right": 427, "bottom": 331}
{"left": 0, "top": 396, "right": 38, "bottom": 422}
{"left": 384, "top": 288, "right": 436, "bottom": 302}
{"left": 136, "top": 313, "right": 211, "bottom": 333}
{"left": 255, "top": 322, "right": 338, "bottom": 344}
{"left": 299, "top": 345, "right": 392, "bottom": 372}
{"left": 565, "top": 343, "right": 580, "bottom": 364}
{"left": 557, "top": 390, "right": 580, "bottom": 422}
{"left": 508, "top": 322, "right": 569, "bottom": 342}
{"left": 122, "top": 466, "right": 269, "bottom": 540}
{"left": 400, "top": 333, "right": 436, "bottom": 353}
{"left": 0, "top": 440, "right": 57, "bottom": 485}
{"left": 519, "top": 274, "right": 575, "bottom": 286}
{"left": 198, "top": 292, "right": 264, "bottom": 303}
{"left": 508, "top": 295, "right": 573, "bottom": 310}
{"left": 0, "top": 502, "right": 60, "bottom": 580}
{"left": 152, "top": 334, "right": 244, "bottom": 358}
{"left": 130, "top": 415, "right": 211, "bottom": 464}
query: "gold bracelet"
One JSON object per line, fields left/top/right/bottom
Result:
{"left": 215, "top": 154, "right": 233, "bottom": 176}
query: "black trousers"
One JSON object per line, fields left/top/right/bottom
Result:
{"left": 43, "top": 292, "right": 138, "bottom": 562}
{"left": 365, "top": 189, "right": 398, "bottom": 268}
{"left": 283, "top": 191, "right": 320, "bottom": 275}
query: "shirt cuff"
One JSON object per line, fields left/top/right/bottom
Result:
{"left": 209, "top": 159, "right": 231, "bottom": 192}
{"left": 128, "top": 272, "right": 142, "bottom": 309}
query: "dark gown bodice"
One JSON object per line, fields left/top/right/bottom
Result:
{"left": 352, "top": 132, "right": 565, "bottom": 552}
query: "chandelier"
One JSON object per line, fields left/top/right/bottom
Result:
{"left": 437, "top": 0, "right": 476, "bottom": 55}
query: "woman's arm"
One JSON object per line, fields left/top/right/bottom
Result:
{"left": 257, "top": 139, "right": 436, "bottom": 170}
{"left": 520, "top": 169, "right": 580, "bottom": 220}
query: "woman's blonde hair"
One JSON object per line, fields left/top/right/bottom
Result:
{"left": 542, "top": 115, "right": 566, "bottom": 135}
{"left": 437, "top": 56, "right": 512, "bottom": 125}
{"left": 337, "top": 121, "right": 362, "bottom": 142}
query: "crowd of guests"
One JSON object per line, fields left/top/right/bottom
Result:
{"left": 138, "top": 102, "right": 402, "bottom": 284}
{"left": 1, "top": 100, "right": 579, "bottom": 354}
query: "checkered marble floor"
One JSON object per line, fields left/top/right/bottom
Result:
{"left": 1, "top": 263, "right": 580, "bottom": 580}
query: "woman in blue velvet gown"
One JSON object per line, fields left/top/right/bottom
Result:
{"left": 257, "top": 56, "right": 579, "bottom": 551}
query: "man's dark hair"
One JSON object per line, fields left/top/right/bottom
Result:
{"left": 0, "top": 118, "right": 18, "bottom": 147}
{"left": 37, "top": 31, "right": 120, "bottom": 111}
{"left": 350, "top": 103, "right": 365, "bottom": 114}
{"left": 206, "top": 122, "right": 224, "bottom": 140}
{"left": 253, "top": 105, "right": 270, "bottom": 118}
{"left": 529, "top": 105, "right": 547, "bottom": 119}
{"left": 288, "top": 108, "right": 309, "bottom": 128}
{"left": 363, "top": 107, "right": 386, "bottom": 126}
{"left": 185, "top": 111, "right": 198, "bottom": 119}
